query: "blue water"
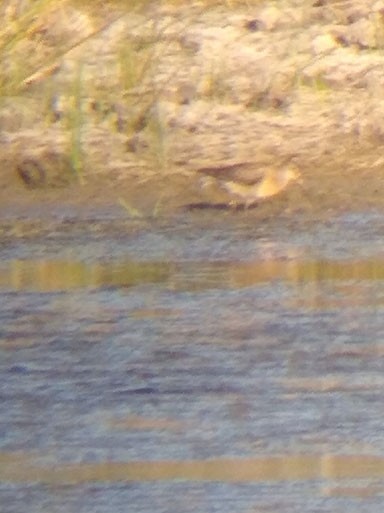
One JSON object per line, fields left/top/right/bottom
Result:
{"left": 0, "top": 212, "right": 383, "bottom": 513}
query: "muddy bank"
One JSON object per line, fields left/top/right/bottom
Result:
{"left": 1, "top": 133, "right": 384, "bottom": 224}
{"left": 2, "top": 0, "right": 384, "bottom": 223}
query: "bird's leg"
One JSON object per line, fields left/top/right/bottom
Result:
{"left": 245, "top": 199, "right": 258, "bottom": 210}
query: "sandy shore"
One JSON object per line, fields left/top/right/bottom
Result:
{"left": 1, "top": 0, "right": 384, "bottom": 220}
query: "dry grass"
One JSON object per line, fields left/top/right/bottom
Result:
{"left": 0, "top": 0, "right": 67, "bottom": 94}
{"left": 0, "top": 0, "right": 166, "bottom": 181}
{"left": 0, "top": 0, "right": 302, "bottom": 191}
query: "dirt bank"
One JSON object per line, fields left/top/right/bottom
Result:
{"left": 1, "top": 0, "right": 384, "bottom": 222}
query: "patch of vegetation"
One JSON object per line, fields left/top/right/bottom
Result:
{"left": 0, "top": 0, "right": 57, "bottom": 94}
{"left": 0, "top": 0, "right": 263, "bottom": 194}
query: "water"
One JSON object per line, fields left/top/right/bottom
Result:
{"left": 0, "top": 212, "right": 383, "bottom": 513}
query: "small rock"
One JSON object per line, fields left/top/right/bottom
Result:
{"left": 17, "top": 160, "right": 46, "bottom": 189}
{"left": 126, "top": 133, "right": 149, "bottom": 153}
{"left": 17, "top": 151, "right": 75, "bottom": 189}
{"left": 312, "top": 33, "right": 339, "bottom": 54}
{"left": 244, "top": 19, "right": 264, "bottom": 32}
{"left": 176, "top": 83, "right": 197, "bottom": 105}
{"left": 348, "top": 18, "right": 377, "bottom": 49}
{"left": 252, "top": 5, "right": 281, "bottom": 31}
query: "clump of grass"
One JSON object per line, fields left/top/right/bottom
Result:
{"left": 200, "top": 62, "right": 232, "bottom": 103}
{"left": 309, "top": 75, "right": 331, "bottom": 92}
{"left": 67, "top": 61, "right": 85, "bottom": 184}
{"left": 119, "top": 193, "right": 165, "bottom": 218}
{"left": 113, "top": 20, "right": 172, "bottom": 169}
{"left": 1, "top": 0, "right": 262, "bottom": 192}
{"left": 118, "top": 197, "right": 143, "bottom": 218}
{"left": 0, "top": 0, "right": 65, "bottom": 95}
{"left": 117, "top": 38, "right": 153, "bottom": 92}
{"left": 145, "top": 103, "right": 169, "bottom": 170}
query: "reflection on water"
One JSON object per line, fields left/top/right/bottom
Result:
{"left": 1, "top": 257, "right": 384, "bottom": 293}
{"left": 1, "top": 222, "right": 384, "bottom": 513}
{"left": 0, "top": 259, "right": 171, "bottom": 292}
{"left": 1, "top": 452, "right": 384, "bottom": 484}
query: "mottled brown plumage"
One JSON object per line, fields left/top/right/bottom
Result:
{"left": 197, "top": 159, "right": 301, "bottom": 207}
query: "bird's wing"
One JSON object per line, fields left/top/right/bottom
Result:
{"left": 196, "top": 162, "right": 265, "bottom": 185}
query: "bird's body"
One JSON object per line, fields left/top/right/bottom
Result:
{"left": 196, "top": 159, "right": 301, "bottom": 207}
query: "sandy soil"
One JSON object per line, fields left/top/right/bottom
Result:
{"left": 1, "top": 0, "right": 384, "bottom": 222}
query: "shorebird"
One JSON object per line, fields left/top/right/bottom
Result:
{"left": 196, "top": 158, "right": 301, "bottom": 208}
